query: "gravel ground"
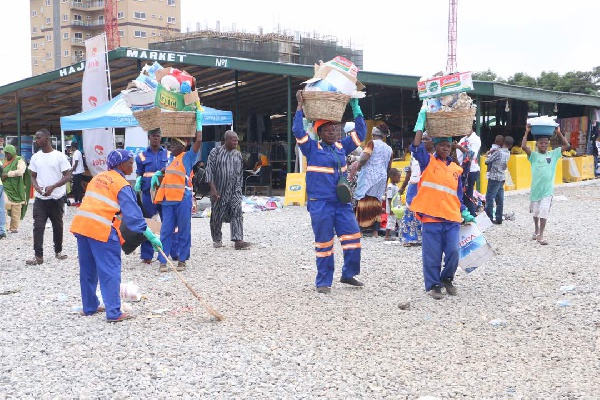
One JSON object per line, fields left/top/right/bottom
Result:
{"left": 1, "top": 180, "right": 599, "bottom": 399}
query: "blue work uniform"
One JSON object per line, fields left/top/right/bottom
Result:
{"left": 77, "top": 169, "right": 147, "bottom": 320}
{"left": 135, "top": 146, "right": 178, "bottom": 260}
{"left": 293, "top": 110, "right": 366, "bottom": 288}
{"left": 157, "top": 148, "right": 198, "bottom": 264}
{"left": 410, "top": 143, "right": 465, "bottom": 291}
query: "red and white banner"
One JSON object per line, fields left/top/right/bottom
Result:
{"left": 82, "top": 33, "right": 114, "bottom": 175}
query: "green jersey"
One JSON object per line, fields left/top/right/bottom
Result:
{"left": 528, "top": 147, "right": 561, "bottom": 201}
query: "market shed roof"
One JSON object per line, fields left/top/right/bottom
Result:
{"left": 1, "top": 46, "right": 599, "bottom": 134}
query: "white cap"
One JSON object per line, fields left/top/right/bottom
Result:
{"left": 344, "top": 122, "right": 356, "bottom": 134}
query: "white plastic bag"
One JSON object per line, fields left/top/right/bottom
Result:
{"left": 120, "top": 281, "right": 141, "bottom": 302}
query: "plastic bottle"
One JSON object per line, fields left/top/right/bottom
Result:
{"left": 489, "top": 319, "right": 507, "bottom": 327}
{"left": 557, "top": 299, "right": 570, "bottom": 307}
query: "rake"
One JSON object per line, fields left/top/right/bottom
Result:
{"left": 158, "top": 249, "right": 224, "bottom": 321}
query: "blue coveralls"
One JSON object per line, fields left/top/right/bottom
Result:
{"left": 157, "top": 148, "right": 198, "bottom": 264}
{"left": 410, "top": 143, "right": 465, "bottom": 291}
{"left": 135, "top": 146, "right": 178, "bottom": 260}
{"left": 77, "top": 169, "right": 147, "bottom": 320}
{"left": 293, "top": 111, "right": 366, "bottom": 288}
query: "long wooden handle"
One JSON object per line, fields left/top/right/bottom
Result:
{"left": 159, "top": 249, "right": 224, "bottom": 321}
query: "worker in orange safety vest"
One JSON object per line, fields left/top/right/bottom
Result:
{"left": 71, "top": 149, "right": 162, "bottom": 322}
{"left": 409, "top": 107, "right": 475, "bottom": 300}
{"left": 153, "top": 130, "right": 202, "bottom": 273}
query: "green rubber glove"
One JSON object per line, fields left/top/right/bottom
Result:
{"left": 349, "top": 98, "right": 363, "bottom": 118}
{"left": 134, "top": 176, "right": 142, "bottom": 193}
{"left": 150, "top": 170, "right": 163, "bottom": 189}
{"left": 462, "top": 209, "right": 475, "bottom": 223}
{"left": 143, "top": 227, "right": 163, "bottom": 251}
{"left": 195, "top": 109, "right": 203, "bottom": 132}
{"left": 414, "top": 107, "right": 427, "bottom": 132}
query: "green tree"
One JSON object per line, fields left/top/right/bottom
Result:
{"left": 537, "top": 71, "right": 561, "bottom": 91}
{"left": 507, "top": 72, "right": 537, "bottom": 88}
{"left": 472, "top": 69, "right": 503, "bottom": 82}
{"left": 473, "top": 68, "right": 600, "bottom": 95}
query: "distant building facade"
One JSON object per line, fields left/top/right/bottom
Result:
{"left": 29, "top": 0, "right": 181, "bottom": 75}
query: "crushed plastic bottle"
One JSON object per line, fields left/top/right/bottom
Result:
{"left": 559, "top": 285, "right": 575, "bottom": 293}
{"left": 489, "top": 319, "right": 507, "bottom": 327}
{"left": 465, "top": 266, "right": 478, "bottom": 273}
{"left": 57, "top": 293, "right": 68, "bottom": 302}
{"left": 557, "top": 299, "right": 570, "bottom": 307}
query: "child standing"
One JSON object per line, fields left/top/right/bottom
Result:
{"left": 521, "top": 124, "right": 570, "bottom": 245}
{"left": 485, "top": 135, "right": 504, "bottom": 179}
{"left": 384, "top": 168, "right": 401, "bottom": 241}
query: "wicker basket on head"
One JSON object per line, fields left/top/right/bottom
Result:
{"left": 425, "top": 108, "right": 476, "bottom": 137}
{"left": 159, "top": 111, "right": 196, "bottom": 137}
{"left": 132, "top": 107, "right": 161, "bottom": 132}
{"left": 301, "top": 90, "right": 350, "bottom": 122}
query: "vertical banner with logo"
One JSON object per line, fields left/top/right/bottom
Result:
{"left": 124, "top": 126, "right": 148, "bottom": 180}
{"left": 82, "top": 33, "right": 114, "bottom": 176}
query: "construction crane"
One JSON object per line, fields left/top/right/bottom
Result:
{"left": 446, "top": 0, "right": 457, "bottom": 74}
{"left": 104, "top": 0, "right": 120, "bottom": 51}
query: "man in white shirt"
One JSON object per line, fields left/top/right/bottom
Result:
{"left": 455, "top": 131, "right": 481, "bottom": 217}
{"left": 27, "top": 129, "right": 72, "bottom": 265}
{"left": 70, "top": 140, "right": 85, "bottom": 206}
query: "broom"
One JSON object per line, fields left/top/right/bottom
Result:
{"left": 158, "top": 248, "right": 224, "bottom": 321}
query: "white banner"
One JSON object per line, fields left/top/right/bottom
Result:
{"left": 124, "top": 126, "right": 149, "bottom": 180}
{"left": 82, "top": 33, "right": 113, "bottom": 175}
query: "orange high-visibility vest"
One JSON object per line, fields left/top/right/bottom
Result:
{"left": 153, "top": 153, "right": 191, "bottom": 203}
{"left": 70, "top": 169, "right": 129, "bottom": 242}
{"left": 410, "top": 154, "right": 463, "bottom": 223}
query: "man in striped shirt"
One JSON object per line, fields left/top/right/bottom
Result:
{"left": 484, "top": 136, "right": 513, "bottom": 224}
{"left": 206, "top": 130, "right": 251, "bottom": 250}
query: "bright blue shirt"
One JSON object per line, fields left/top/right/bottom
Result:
{"left": 162, "top": 148, "right": 198, "bottom": 206}
{"left": 293, "top": 110, "right": 366, "bottom": 201}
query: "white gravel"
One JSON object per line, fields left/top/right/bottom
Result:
{"left": 1, "top": 180, "right": 599, "bottom": 399}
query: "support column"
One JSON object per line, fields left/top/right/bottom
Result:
{"left": 16, "top": 99, "right": 21, "bottom": 156}
{"left": 287, "top": 77, "right": 292, "bottom": 173}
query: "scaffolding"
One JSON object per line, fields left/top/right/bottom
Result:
{"left": 150, "top": 28, "right": 363, "bottom": 68}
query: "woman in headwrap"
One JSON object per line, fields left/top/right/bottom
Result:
{"left": 353, "top": 123, "right": 394, "bottom": 238}
{"left": 398, "top": 132, "right": 434, "bottom": 246}
{"left": 1, "top": 144, "right": 30, "bottom": 233}
{"left": 70, "top": 150, "right": 162, "bottom": 322}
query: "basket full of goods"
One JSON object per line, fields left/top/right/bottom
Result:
{"left": 123, "top": 61, "right": 202, "bottom": 137}
{"left": 417, "top": 71, "right": 476, "bottom": 137}
{"left": 301, "top": 56, "right": 366, "bottom": 122}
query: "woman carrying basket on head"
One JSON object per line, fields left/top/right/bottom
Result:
{"left": 293, "top": 90, "right": 366, "bottom": 294}
{"left": 410, "top": 107, "right": 475, "bottom": 300}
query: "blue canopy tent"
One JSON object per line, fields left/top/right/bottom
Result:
{"left": 59, "top": 94, "right": 233, "bottom": 148}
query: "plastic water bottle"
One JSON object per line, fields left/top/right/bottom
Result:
{"left": 489, "top": 319, "right": 507, "bottom": 327}
{"left": 557, "top": 299, "right": 570, "bottom": 307}
{"left": 559, "top": 285, "right": 575, "bottom": 293}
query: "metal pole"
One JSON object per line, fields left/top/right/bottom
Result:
{"left": 16, "top": 100, "right": 21, "bottom": 156}
{"left": 234, "top": 70, "right": 239, "bottom": 133}
{"left": 287, "top": 76, "right": 292, "bottom": 173}
{"left": 104, "top": 33, "right": 113, "bottom": 100}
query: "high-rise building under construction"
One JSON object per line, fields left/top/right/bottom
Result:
{"left": 29, "top": 0, "right": 181, "bottom": 75}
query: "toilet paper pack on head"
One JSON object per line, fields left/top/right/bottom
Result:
{"left": 303, "top": 56, "right": 366, "bottom": 98}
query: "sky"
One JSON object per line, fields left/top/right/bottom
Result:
{"left": 1, "top": 0, "right": 599, "bottom": 87}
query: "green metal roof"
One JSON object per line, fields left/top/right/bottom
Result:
{"left": 1, "top": 46, "right": 599, "bottom": 135}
